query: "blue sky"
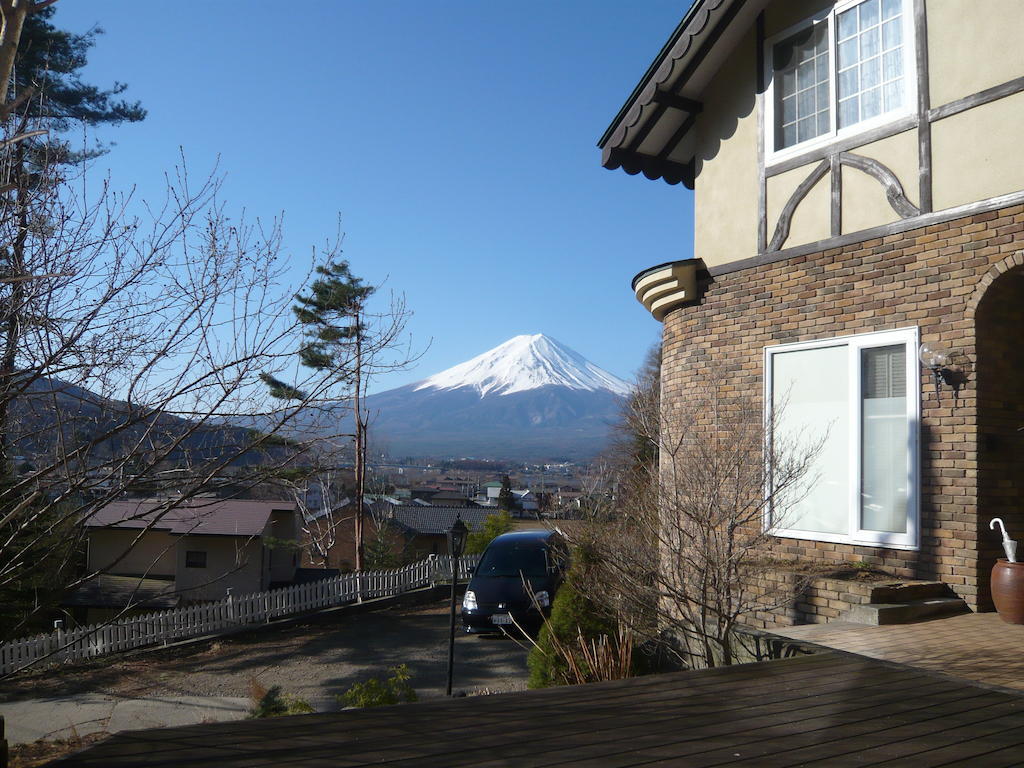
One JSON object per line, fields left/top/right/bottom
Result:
{"left": 55, "top": 1, "right": 695, "bottom": 393}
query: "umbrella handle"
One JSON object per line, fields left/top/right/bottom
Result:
{"left": 991, "top": 517, "right": 1010, "bottom": 541}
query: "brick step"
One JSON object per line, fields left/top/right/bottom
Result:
{"left": 843, "top": 597, "right": 969, "bottom": 626}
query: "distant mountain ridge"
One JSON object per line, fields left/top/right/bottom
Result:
{"left": 10, "top": 376, "right": 270, "bottom": 465}
{"left": 364, "top": 334, "right": 631, "bottom": 460}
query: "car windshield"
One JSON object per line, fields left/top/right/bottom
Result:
{"left": 475, "top": 542, "right": 548, "bottom": 578}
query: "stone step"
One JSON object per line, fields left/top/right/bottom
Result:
{"left": 868, "top": 581, "right": 955, "bottom": 603}
{"left": 843, "top": 597, "right": 969, "bottom": 626}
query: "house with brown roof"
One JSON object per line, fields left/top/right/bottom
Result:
{"left": 601, "top": 0, "right": 1024, "bottom": 621}
{"left": 71, "top": 498, "right": 299, "bottom": 621}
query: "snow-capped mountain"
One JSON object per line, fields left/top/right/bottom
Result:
{"left": 365, "top": 334, "right": 631, "bottom": 460}
{"left": 414, "top": 334, "right": 631, "bottom": 398}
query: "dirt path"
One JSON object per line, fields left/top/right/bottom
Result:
{"left": 0, "top": 602, "right": 531, "bottom": 744}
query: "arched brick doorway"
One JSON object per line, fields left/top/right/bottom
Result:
{"left": 974, "top": 259, "right": 1024, "bottom": 610}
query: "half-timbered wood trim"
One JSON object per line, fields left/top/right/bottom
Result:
{"left": 838, "top": 152, "right": 921, "bottom": 218}
{"left": 764, "top": 115, "right": 918, "bottom": 178}
{"left": 830, "top": 154, "right": 842, "bottom": 237}
{"left": 914, "top": 0, "right": 932, "bottom": 214}
{"left": 928, "top": 75, "right": 1024, "bottom": 123}
{"left": 756, "top": 11, "right": 767, "bottom": 253}
{"left": 711, "top": 189, "right": 1024, "bottom": 278}
{"left": 767, "top": 159, "right": 830, "bottom": 252}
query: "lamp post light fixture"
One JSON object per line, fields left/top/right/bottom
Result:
{"left": 445, "top": 516, "right": 469, "bottom": 697}
{"left": 918, "top": 341, "right": 965, "bottom": 403}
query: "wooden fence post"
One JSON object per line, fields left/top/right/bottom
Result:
{"left": 53, "top": 620, "right": 64, "bottom": 665}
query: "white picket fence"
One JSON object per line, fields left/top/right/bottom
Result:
{"left": 0, "top": 553, "right": 480, "bottom": 677}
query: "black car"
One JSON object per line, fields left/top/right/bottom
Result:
{"left": 461, "top": 529, "right": 566, "bottom": 635}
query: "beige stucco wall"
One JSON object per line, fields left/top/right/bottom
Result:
{"left": 266, "top": 510, "right": 298, "bottom": 583}
{"left": 932, "top": 92, "right": 1024, "bottom": 211}
{"left": 766, "top": 162, "right": 831, "bottom": 249}
{"left": 694, "top": 26, "right": 759, "bottom": 267}
{"left": 927, "top": 0, "right": 1024, "bottom": 107}
{"left": 688, "top": 0, "right": 1024, "bottom": 265}
{"left": 88, "top": 529, "right": 176, "bottom": 577}
{"left": 763, "top": 0, "right": 831, "bottom": 38}
{"left": 842, "top": 127, "right": 919, "bottom": 234}
{"left": 175, "top": 536, "right": 266, "bottom": 602}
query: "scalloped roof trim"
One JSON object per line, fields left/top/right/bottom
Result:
{"left": 607, "top": 0, "right": 727, "bottom": 151}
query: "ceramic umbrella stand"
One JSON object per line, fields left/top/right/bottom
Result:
{"left": 991, "top": 560, "right": 1024, "bottom": 624}
{"left": 990, "top": 518, "right": 1024, "bottom": 624}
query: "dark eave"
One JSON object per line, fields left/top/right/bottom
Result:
{"left": 598, "top": 0, "right": 754, "bottom": 187}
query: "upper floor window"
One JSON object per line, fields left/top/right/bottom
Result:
{"left": 767, "top": 0, "right": 914, "bottom": 157}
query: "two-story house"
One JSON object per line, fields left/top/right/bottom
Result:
{"left": 601, "top": 0, "right": 1023, "bottom": 619}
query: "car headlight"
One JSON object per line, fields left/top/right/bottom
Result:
{"left": 534, "top": 590, "right": 550, "bottom": 608}
{"left": 463, "top": 590, "right": 477, "bottom": 610}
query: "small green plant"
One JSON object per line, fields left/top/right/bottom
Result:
{"left": 339, "top": 664, "right": 418, "bottom": 708}
{"left": 527, "top": 578, "right": 619, "bottom": 688}
{"left": 464, "top": 510, "right": 515, "bottom": 554}
{"left": 248, "top": 679, "right": 315, "bottom": 718}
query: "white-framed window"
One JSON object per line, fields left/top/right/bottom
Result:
{"left": 764, "top": 327, "right": 919, "bottom": 549}
{"left": 765, "top": 0, "right": 916, "bottom": 159}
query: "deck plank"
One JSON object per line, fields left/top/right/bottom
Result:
{"left": 51, "top": 652, "right": 1024, "bottom": 768}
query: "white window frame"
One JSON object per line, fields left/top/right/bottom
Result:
{"left": 764, "top": 327, "right": 920, "bottom": 549}
{"left": 764, "top": 0, "right": 917, "bottom": 165}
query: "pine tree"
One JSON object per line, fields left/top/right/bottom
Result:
{"left": 0, "top": 3, "right": 145, "bottom": 466}
{"left": 264, "top": 261, "right": 374, "bottom": 571}
{"left": 0, "top": 1, "right": 145, "bottom": 636}
{"left": 13, "top": 5, "right": 145, "bottom": 157}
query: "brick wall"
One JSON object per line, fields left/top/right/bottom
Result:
{"left": 660, "top": 203, "right": 1024, "bottom": 618}
{"left": 975, "top": 261, "right": 1024, "bottom": 609}
{"left": 736, "top": 568, "right": 879, "bottom": 629}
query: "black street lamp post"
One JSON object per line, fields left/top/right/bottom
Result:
{"left": 446, "top": 516, "right": 469, "bottom": 697}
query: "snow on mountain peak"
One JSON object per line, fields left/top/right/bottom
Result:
{"left": 413, "top": 334, "right": 631, "bottom": 397}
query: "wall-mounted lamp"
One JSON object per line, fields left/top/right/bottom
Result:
{"left": 918, "top": 342, "right": 966, "bottom": 403}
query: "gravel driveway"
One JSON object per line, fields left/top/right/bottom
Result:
{"left": 0, "top": 600, "right": 531, "bottom": 743}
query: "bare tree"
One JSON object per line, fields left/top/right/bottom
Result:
{"left": 0, "top": 6, "right": 378, "bottom": 638}
{"left": 0, "top": 156, "right": 384, "bottom": 634}
{"left": 572, "top": 361, "right": 827, "bottom": 670}
{"left": 283, "top": 466, "right": 354, "bottom": 568}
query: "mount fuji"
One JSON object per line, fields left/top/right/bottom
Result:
{"left": 365, "top": 334, "right": 632, "bottom": 460}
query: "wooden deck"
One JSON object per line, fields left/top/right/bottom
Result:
{"left": 52, "top": 652, "right": 1024, "bottom": 767}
